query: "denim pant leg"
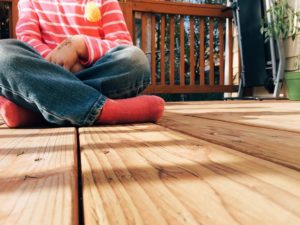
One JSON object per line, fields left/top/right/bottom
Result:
{"left": 75, "top": 45, "right": 150, "bottom": 99}
{"left": 0, "top": 39, "right": 105, "bottom": 126}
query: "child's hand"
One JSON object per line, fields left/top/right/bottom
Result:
{"left": 45, "top": 38, "right": 79, "bottom": 71}
{"left": 70, "top": 62, "right": 86, "bottom": 73}
{"left": 45, "top": 35, "right": 88, "bottom": 72}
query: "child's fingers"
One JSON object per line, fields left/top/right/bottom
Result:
{"left": 63, "top": 62, "right": 72, "bottom": 71}
{"left": 70, "top": 62, "right": 85, "bottom": 73}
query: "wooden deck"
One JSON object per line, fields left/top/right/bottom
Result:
{"left": 1, "top": 100, "right": 300, "bottom": 225}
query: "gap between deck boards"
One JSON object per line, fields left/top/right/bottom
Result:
{"left": 75, "top": 128, "right": 84, "bottom": 225}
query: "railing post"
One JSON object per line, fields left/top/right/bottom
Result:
{"left": 12, "top": 0, "right": 18, "bottom": 38}
{"left": 119, "top": 0, "right": 134, "bottom": 39}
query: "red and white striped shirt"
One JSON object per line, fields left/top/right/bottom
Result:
{"left": 16, "top": 0, "right": 133, "bottom": 65}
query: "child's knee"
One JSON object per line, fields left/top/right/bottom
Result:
{"left": 126, "top": 46, "right": 150, "bottom": 77}
{"left": 0, "top": 39, "right": 22, "bottom": 65}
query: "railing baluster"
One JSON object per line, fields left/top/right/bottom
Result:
{"left": 170, "top": 15, "right": 175, "bottom": 86}
{"left": 160, "top": 15, "right": 166, "bottom": 86}
{"left": 180, "top": 15, "right": 185, "bottom": 86}
{"left": 238, "top": 46, "right": 241, "bottom": 81}
{"left": 141, "top": 13, "right": 147, "bottom": 52}
{"left": 120, "top": 2, "right": 134, "bottom": 40}
{"left": 200, "top": 17, "right": 205, "bottom": 85}
{"left": 151, "top": 15, "right": 156, "bottom": 85}
{"left": 190, "top": 17, "right": 195, "bottom": 86}
{"left": 229, "top": 18, "right": 233, "bottom": 85}
{"left": 219, "top": 19, "right": 224, "bottom": 85}
{"left": 132, "top": 12, "right": 136, "bottom": 45}
{"left": 209, "top": 17, "right": 214, "bottom": 86}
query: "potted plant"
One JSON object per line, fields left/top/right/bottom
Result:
{"left": 261, "top": 0, "right": 300, "bottom": 100}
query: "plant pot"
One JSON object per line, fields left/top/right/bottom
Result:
{"left": 285, "top": 72, "right": 300, "bottom": 100}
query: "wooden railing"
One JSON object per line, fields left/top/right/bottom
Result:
{"left": 120, "top": 0, "right": 237, "bottom": 94}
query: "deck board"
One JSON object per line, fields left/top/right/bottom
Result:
{"left": 79, "top": 123, "right": 300, "bottom": 225}
{"left": 0, "top": 126, "right": 78, "bottom": 225}
{"left": 159, "top": 111, "right": 300, "bottom": 171}
{"left": 164, "top": 101, "right": 300, "bottom": 132}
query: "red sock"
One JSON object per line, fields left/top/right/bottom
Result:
{"left": 0, "top": 96, "right": 45, "bottom": 128}
{"left": 96, "top": 95, "right": 165, "bottom": 125}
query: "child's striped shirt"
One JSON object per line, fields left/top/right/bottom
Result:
{"left": 16, "top": 0, "right": 133, "bottom": 65}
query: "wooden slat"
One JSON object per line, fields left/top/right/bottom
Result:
{"left": 151, "top": 14, "right": 156, "bottom": 85}
{"left": 119, "top": 2, "right": 134, "bottom": 39}
{"left": 228, "top": 19, "right": 233, "bottom": 85}
{"left": 80, "top": 124, "right": 300, "bottom": 225}
{"left": 180, "top": 16, "right": 185, "bottom": 86}
{"left": 131, "top": 0, "right": 233, "bottom": 18}
{"left": 132, "top": 12, "right": 136, "bottom": 46}
{"left": 159, "top": 110, "right": 300, "bottom": 171}
{"left": 141, "top": 13, "right": 147, "bottom": 52}
{"left": 12, "top": 0, "right": 18, "bottom": 38}
{"left": 238, "top": 45, "right": 241, "bottom": 79}
{"left": 219, "top": 19, "right": 225, "bottom": 85}
{"left": 162, "top": 101, "right": 300, "bottom": 133}
{"left": 160, "top": 15, "right": 166, "bottom": 86}
{"left": 209, "top": 18, "right": 214, "bottom": 86}
{"left": 169, "top": 15, "right": 175, "bottom": 86}
{"left": 142, "top": 85, "right": 238, "bottom": 94}
{"left": 200, "top": 18, "right": 205, "bottom": 85}
{"left": 0, "top": 126, "right": 78, "bottom": 225}
{"left": 189, "top": 17, "right": 195, "bottom": 86}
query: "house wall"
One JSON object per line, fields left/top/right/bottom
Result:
{"left": 285, "top": 0, "right": 300, "bottom": 72}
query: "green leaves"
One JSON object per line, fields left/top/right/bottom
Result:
{"left": 261, "top": 0, "right": 300, "bottom": 41}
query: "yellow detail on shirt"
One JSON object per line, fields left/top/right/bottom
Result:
{"left": 85, "top": 2, "right": 101, "bottom": 22}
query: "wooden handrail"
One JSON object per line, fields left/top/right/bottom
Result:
{"left": 127, "top": 0, "right": 232, "bottom": 18}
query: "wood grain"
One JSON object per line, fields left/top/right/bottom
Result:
{"left": 163, "top": 101, "right": 300, "bottom": 132}
{"left": 159, "top": 111, "right": 300, "bottom": 171}
{"left": 130, "top": 0, "right": 233, "bottom": 18}
{"left": 79, "top": 124, "right": 300, "bottom": 225}
{"left": 0, "top": 126, "right": 78, "bottom": 225}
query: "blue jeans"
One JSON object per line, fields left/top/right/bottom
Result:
{"left": 0, "top": 39, "right": 150, "bottom": 126}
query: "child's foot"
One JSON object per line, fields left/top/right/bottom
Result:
{"left": 96, "top": 95, "right": 165, "bottom": 125}
{"left": 0, "top": 96, "right": 45, "bottom": 128}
